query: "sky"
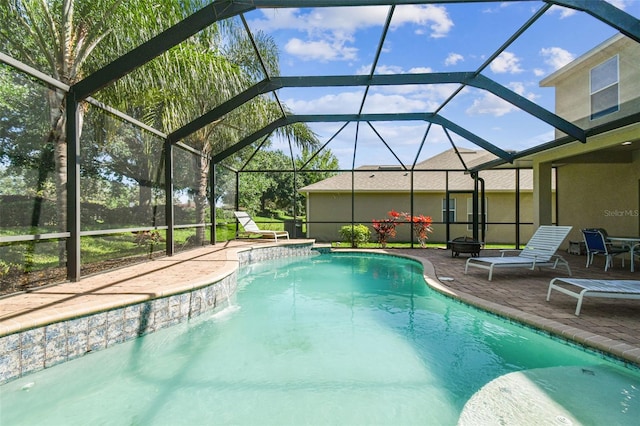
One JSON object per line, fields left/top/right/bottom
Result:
{"left": 239, "top": 0, "right": 640, "bottom": 169}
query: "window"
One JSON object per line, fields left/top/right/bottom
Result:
{"left": 590, "top": 56, "right": 619, "bottom": 120}
{"left": 442, "top": 198, "right": 456, "bottom": 222}
{"left": 467, "top": 198, "right": 488, "bottom": 231}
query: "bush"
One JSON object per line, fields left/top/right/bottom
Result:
{"left": 339, "top": 224, "right": 371, "bottom": 248}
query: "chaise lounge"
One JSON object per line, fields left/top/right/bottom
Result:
{"left": 464, "top": 225, "right": 572, "bottom": 281}
{"left": 234, "top": 211, "right": 289, "bottom": 241}
{"left": 547, "top": 278, "right": 640, "bottom": 316}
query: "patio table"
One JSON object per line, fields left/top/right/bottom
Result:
{"left": 607, "top": 236, "right": 640, "bottom": 272}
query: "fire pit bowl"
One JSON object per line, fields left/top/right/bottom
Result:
{"left": 448, "top": 236, "right": 482, "bottom": 257}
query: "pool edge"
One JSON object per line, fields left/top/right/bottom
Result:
{"left": 397, "top": 251, "right": 640, "bottom": 369}
{"left": 0, "top": 242, "right": 315, "bottom": 384}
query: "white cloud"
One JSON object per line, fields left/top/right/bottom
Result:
{"left": 533, "top": 68, "right": 546, "bottom": 77}
{"left": 282, "top": 81, "right": 454, "bottom": 119}
{"left": 366, "top": 123, "right": 426, "bottom": 143}
{"left": 466, "top": 93, "right": 516, "bottom": 117}
{"left": 392, "top": 5, "right": 454, "bottom": 39}
{"left": 357, "top": 64, "right": 405, "bottom": 75}
{"left": 540, "top": 47, "right": 575, "bottom": 71}
{"left": 508, "top": 82, "right": 526, "bottom": 96}
{"left": 250, "top": 5, "right": 453, "bottom": 62}
{"left": 445, "top": 53, "right": 464, "bottom": 66}
{"left": 507, "top": 82, "right": 538, "bottom": 102}
{"left": 482, "top": 2, "right": 513, "bottom": 14}
{"left": 375, "top": 84, "right": 455, "bottom": 105}
{"left": 548, "top": 5, "right": 577, "bottom": 19}
{"left": 408, "top": 67, "right": 434, "bottom": 74}
{"left": 356, "top": 64, "right": 433, "bottom": 75}
{"left": 284, "top": 91, "right": 365, "bottom": 115}
{"left": 550, "top": 1, "right": 632, "bottom": 19}
{"left": 607, "top": 0, "right": 632, "bottom": 10}
{"left": 362, "top": 92, "right": 430, "bottom": 113}
{"left": 352, "top": 63, "right": 455, "bottom": 105}
{"left": 298, "top": 120, "right": 444, "bottom": 168}
{"left": 465, "top": 80, "right": 539, "bottom": 117}
{"left": 285, "top": 38, "right": 357, "bottom": 62}
{"left": 490, "top": 51, "right": 523, "bottom": 74}
{"left": 249, "top": 9, "right": 305, "bottom": 32}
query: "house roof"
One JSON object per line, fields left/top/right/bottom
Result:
{"left": 299, "top": 148, "right": 540, "bottom": 193}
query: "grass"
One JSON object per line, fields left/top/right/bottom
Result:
{"left": 2, "top": 215, "right": 515, "bottom": 282}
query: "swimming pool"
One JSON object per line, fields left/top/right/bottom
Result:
{"left": 1, "top": 252, "right": 638, "bottom": 425}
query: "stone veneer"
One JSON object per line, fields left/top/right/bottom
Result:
{"left": 0, "top": 243, "right": 315, "bottom": 384}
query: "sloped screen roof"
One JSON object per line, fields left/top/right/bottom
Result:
{"left": 71, "top": 0, "right": 640, "bottom": 171}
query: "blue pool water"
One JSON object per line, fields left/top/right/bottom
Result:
{"left": 1, "top": 252, "right": 639, "bottom": 425}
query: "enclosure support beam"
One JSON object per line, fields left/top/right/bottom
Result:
{"left": 515, "top": 169, "right": 521, "bottom": 248}
{"left": 176, "top": 72, "right": 583, "bottom": 147}
{"left": 533, "top": 161, "right": 553, "bottom": 228}
{"left": 472, "top": 173, "right": 479, "bottom": 243}
{"left": 165, "top": 141, "right": 175, "bottom": 256}
{"left": 212, "top": 114, "right": 515, "bottom": 163}
{"left": 65, "top": 92, "right": 81, "bottom": 282}
{"left": 547, "top": 0, "right": 640, "bottom": 43}
{"left": 481, "top": 178, "right": 487, "bottom": 244}
{"left": 210, "top": 162, "right": 216, "bottom": 245}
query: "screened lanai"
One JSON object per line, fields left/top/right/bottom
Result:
{"left": 1, "top": 0, "right": 639, "bottom": 292}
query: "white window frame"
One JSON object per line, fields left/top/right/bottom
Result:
{"left": 467, "top": 198, "right": 488, "bottom": 231}
{"left": 442, "top": 198, "right": 456, "bottom": 222}
{"left": 590, "top": 55, "right": 619, "bottom": 120}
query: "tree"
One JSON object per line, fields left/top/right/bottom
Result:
{"left": 112, "top": 24, "right": 319, "bottom": 244}
{"left": 225, "top": 146, "right": 339, "bottom": 218}
{"left": 0, "top": 0, "right": 125, "bottom": 263}
{"left": 0, "top": 66, "right": 53, "bottom": 219}
{"left": 294, "top": 147, "right": 340, "bottom": 215}
{"left": 1, "top": 0, "right": 321, "bottom": 252}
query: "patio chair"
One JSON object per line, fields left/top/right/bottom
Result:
{"left": 585, "top": 227, "right": 625, "bottom": 250}
{"left": 464, "top": 225, "right": 572, "bottom": 281}
{"left": 582, "top": 229, "right": 627, "bottom": 271}
{"left": 547, "top": 278, "right": 640, "bottom": 316}
{"left": 234, "top": 211, "right": 289, "bottom": 241}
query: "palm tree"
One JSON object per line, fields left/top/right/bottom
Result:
{"left": 0, "top": 0, "right": 122, "bottom": 263}
{"left": 1, "top": 0, "right": 319, "bottom": 252}
{"left": 118, "top": 23, "right": 319, "bottom": 245}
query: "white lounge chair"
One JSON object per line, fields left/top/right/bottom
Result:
{"left": 464, "top": 225, "right": 572, "bottom": 281}
{"left": 547, "top": 278, "right": 640, "bottom": 316}
{"left": 233, "top": 211, "right": 289, "bottom": 241}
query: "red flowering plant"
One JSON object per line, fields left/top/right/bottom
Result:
{"left": 372, "top": 210, "right": 401, "bottom": 247}
{"left": 401, "top": 213, "right": 433, "bottom": 248}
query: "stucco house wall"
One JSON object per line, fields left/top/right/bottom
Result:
{"left": 541, "top": 34, "right": 640, "bottom": 138}
{"left": 557, "top": 155, "right": 640, "bottom": 244}
{"left": 304, "top": 188, "right": 548, "bottom": 244}
{"left": 538, "top": 34, "right": 640, "bottom": 243}
{"left": 301, "top": 149, "right": 557, "bottom": 245}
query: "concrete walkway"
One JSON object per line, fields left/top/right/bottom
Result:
{"left": 1, "top": 240, "right": 639, "bottom": 366}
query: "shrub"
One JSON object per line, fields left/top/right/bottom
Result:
{"left": 339, "top": 224, "right": 371, "bottom": 248}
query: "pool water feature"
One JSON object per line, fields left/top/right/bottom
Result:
{"left": 1, "top": 252, "right": 639, "bottom": 425}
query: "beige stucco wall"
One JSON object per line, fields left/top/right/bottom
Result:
{"left": 532, "top": 35, "right": 640, "bottom": 245}
{"left": 544, "top": 36, "right": 640, "bottom": 138}
{"left": 530, "top": 121, "right": 640, "bottom": 245}
{"left": 304, "top": 191, "right": 544, "bottom": 245}
{"left": 557, "top": 153, "right": 640, "bottom": 244}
